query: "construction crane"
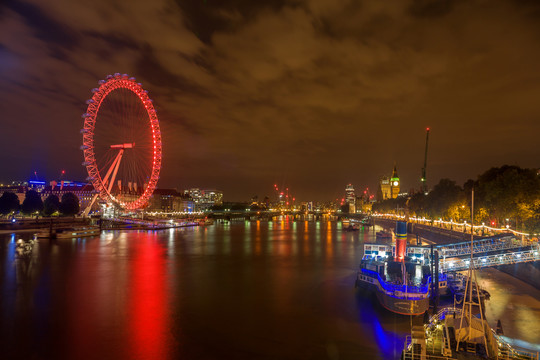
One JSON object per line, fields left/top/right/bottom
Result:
{"left": 421, "top": 128, "right": 430, "bottom": 194}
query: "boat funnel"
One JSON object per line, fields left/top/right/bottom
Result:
{"left": 396, "top": 221, "right": 407, "bottom": 261}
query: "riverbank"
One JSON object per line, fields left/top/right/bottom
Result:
{"left": 476, "top": 267, "right": 540, "bottom": 350}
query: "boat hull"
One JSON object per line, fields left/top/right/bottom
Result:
{"left": 356, "top": 274, "right": 429, "bottom": 316}
{"left": 56, "top": 228, "right": 100, "bottom": 239}
{"left": 375, "top": 290, "right": 429, "bottom": 316}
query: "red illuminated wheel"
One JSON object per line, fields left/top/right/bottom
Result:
{"left": 81, "top": 73, "right": 162, "bottom": 210}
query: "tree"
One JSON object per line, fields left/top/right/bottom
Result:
{"left": 408, "top": 192, "right": 427, "bottom": 217}
{"left": 43, "top": 194, "right": 60, "bottom": 216}
{"left": 230, "top": 203, "right": 248, "bottom": 211}
{"left": 210, "top": 204, "right": 224, "bottom": 211}
{"left": 0, "top": 192, "right": 20, "bottom": 215}
{"left": 372, "top": 196, "right": 408, "bottom": 215}
{"left": 475, "top": 166, "right": 540, "bottom": 226}
{"left": 60, "top": 192, "right": 80, "bottom": 216}
{"left": 22, "top": 190, "right": 43, "bottom": 215}
{"left": 424, "top": 179, "right": 463, "bottom": 219}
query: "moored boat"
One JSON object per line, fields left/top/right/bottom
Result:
{"left": 402, "top": 189, "right": 533, "bottom": 359}
{"left": 402, "top": 307, "right": 538, "bottom": 359}
{"left": 55, "top": 226, "right": 100, "bottom": 239}
{"left": 356, "top": 221, "right": 436, "bottom": 316}
{"left": 356, "top": 254, "right": 431, "bottom": 315}
{"left": 344, "top": 222, "right": 360, "bottom": 231}
{"left": 376, "top": 229, "right": 393, "bottom": 241}
{"left": 199, "top": 218, "right": 214, "bottom": 226}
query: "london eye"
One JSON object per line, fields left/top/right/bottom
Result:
{"left": 81, "top": 73, "right": 162, "bottom": 212}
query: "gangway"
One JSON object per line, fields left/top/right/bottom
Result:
{"left": 400, "top": 235, "right": 540, "bottom": 272}
{"left": 440, "top": 244, "right": 540, "bottom": 271}
{"left": 436, "top": 236, "right": 534, "bottom": 258}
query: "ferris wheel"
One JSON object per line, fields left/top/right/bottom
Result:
{"left": 81, "top": 73, "right": 162, "bottom": 213}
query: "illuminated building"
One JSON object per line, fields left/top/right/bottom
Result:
{"left": 148, "top": 189, "right": 194, "bottom": 213}
{"left": 42, "top": 182, "right": 95, "bottom": 211}
{"left": 377, "top": 164, "right": 400, "bottom": 201}
{"left": 184, "top": 188, "right": 223, "bottom": 211}
{"left": 0, "top": 180, "right": 95, "bottom": 211}
{"left": 378, "top": 176, "right": 391, "bottom": 201}
{"left": 345, "top": 183, "right": 356, "bottom": 213}
{"left": 0, "top": 184, "right": 26, "bottom": 204}
{"left": 390, "top": 164, "right": 400, "bottom": 198}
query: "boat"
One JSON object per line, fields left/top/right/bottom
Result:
{"left": 401, "top": 190, "right": 535, "bottom": 359}
{"left": 37, "top": 227, "right": 99, "bottom": 239}
{"left": 344, "top": 222, "right": 360, "bottom": 231}
{"left": 402, "top": 307, "right": 539, "bottom": 359}
{"left": 447, "top": 272, "right": 491, "bottom": 303}
{"left": 356, "top": 221, "right": 433, "bottom": 316}
{"left": 356, "top": 251, "right": 431, "bottom": 315}
{"left": 376, "top": 230, "right": 393, "bottom": 241}
{"left": 199, "top": 218, "right": 214, "bottom": 226}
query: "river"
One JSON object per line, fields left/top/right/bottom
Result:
{"left": 1, "top": 219, "right": 538, "bottom": 359}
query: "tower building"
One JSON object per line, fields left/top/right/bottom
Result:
{"left": 377, "top": 164, "right": 400, "bottom": 201}
{"left": 390, "top": 164, "right": 400, "bottom": 198}
{"left": 345, "top": 184, "right": 356, "bottom": 213}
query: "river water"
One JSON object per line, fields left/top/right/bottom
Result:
{"left": 1, "top": 220, "right": 539, "bottom": 359}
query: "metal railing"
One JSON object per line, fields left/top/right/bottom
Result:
{"left": 359, "top": 268, "right": 430, "bottom": 296}
{"left": 402, "top": 307, "right": 540, "bottom": 360}
{"left": 437, "top": 236, "right": 534, "bottom": 258}
{"left": 440, "top": 244, "right": 540, "bottom": 271}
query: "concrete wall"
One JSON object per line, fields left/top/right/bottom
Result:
{"left": 496, "top": 262, "right": 540, "bottom": 290}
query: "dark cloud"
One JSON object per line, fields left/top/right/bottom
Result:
{"left": 135, "top": 45, "right": 211, "bottom": 96}
{"left": 1, "top": 0, "right": 540, "bottom": 201}
{"left": 175, "top": 0, "right": 300, "bottom": 43}
{"left": 7, "top": 1, "right": 79, "bottom": 47}
{"left": 408, "top": 0, "right": 455, "bottom": 18}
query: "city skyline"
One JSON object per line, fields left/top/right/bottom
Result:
{"left": 1, "top": 0, "right": 540, "bottom": 201}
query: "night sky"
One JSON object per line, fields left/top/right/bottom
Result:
{"left": 1, "top": 0, "right": 540, "bottom": 201}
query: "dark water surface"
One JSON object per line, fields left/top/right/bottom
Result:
{"left": 0, "top": 221, "right": 428, "bottom": 359}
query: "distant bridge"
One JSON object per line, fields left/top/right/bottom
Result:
{"left": 208, "top": 209, "right": 351, "bottom": 221}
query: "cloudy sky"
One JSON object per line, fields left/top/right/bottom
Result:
{"left": 1, "top": 0, "right": 540, "bottom": 201}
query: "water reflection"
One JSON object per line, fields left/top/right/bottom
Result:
{"left": 1, "top": 222, "right": 538, "bottom": 359}
{"left": 128, "top": 233, "right": 170, "bottom": 360}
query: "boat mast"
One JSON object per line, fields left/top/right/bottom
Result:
{"left": 421, "top": 128, "right": 430, "bottom": 194}
{"left": 456, "top": 188, "right": 489, "bottom": 355}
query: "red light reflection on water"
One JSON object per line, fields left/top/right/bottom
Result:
{"left": 128, "top": 233, "right": 171, "bottom": 360}
{"left": 65, "top": 234, "right": 172, "bottom": 359}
